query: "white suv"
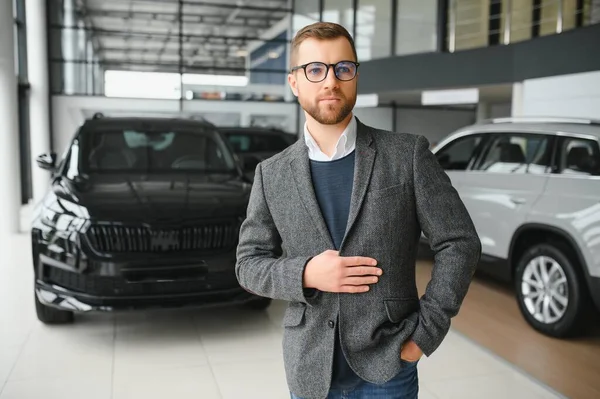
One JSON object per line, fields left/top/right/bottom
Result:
{"left": 427, "top": 117, "right": 600, "bottom": 338}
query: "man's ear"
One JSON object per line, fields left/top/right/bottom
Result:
{"left": 288, "top": 73, "right": 299, "bottom": 97}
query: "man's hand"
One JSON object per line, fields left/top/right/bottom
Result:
{"left": 303, "top": 250, "right": 381, "bottom": 293}
{"left": 400, "top": 340, "right": 423, "bottom": 362}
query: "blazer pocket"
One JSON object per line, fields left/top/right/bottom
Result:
{"left": 384, "top": 298, "right": 420, "bottom": 324}
{"left": 282, "top": 303, "right": 306, "bottom": 327}
{"left": 367, "top": 183, "right": 406, "bottom": 201}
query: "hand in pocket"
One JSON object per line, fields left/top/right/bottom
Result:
{"left": 400, "top": 339, "right": 423, "bottom": 362}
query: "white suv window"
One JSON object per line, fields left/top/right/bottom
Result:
{"left": 558, "top": 137, "right": 600, "bottom": 176}
{"left": 474, "top": 134, "right": 553, "bottom": 174}
{"left": 435, "top": 134, "right": 483, "bottom": 171}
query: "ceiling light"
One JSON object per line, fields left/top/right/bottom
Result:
{"left": 422, "top": 88, "right": 479, "bottom": 105}
{"left": 182, "top": 73, "right": 248, "bottom": 87}
{"left": 355, "top": 94, "right": 379, "bottom": 108}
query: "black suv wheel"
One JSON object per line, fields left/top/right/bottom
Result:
{"left": 35, "top": 290, "right": 74, "bottom": 324}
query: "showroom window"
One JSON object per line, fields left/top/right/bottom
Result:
{"left": 293, "top": 0, "right": 320, "bottom": 35}
{"left": 557, "top": 137, "right": 600, "bottom": 176}
{"left": 395, "top": 0, "right": 438, "bottom": 55}
{"left": 435, "top": 134, "right": 484, "bottom": 171}
{"left": 474, "top": 134, "right": 554, "bottom": 174}
{"left": 322, "top": 0, "right": 355, "bottom": 35}
{"left": 13, "top": 0, "right": 32, "bottom": 205}
{"left": 13, "top": 0, "right": 28, "bottom": 79}
{"left": 355, "top": 0, "right": 392, "bottom": 60}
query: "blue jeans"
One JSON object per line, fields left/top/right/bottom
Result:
{"left": 290, "top": 359, "right": 419, "bottom": 399}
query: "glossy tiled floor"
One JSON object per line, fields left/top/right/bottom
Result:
{"left": 1, "top": 232, "right": 565, "bottom": 399}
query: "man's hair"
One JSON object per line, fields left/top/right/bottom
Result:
{"left": 289, "top": 22, "right": 357, "bottom": 68}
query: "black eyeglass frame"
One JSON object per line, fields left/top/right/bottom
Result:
{"left": 289, "top": 61, "right": 360, "bottom": 82}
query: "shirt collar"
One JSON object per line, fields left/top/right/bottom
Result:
{"left": 303, "top": 115, "right": 357, "bottom": 161}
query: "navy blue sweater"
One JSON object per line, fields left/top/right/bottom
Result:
{"left": 310, "top": 150, "right": 361, "bottom": 389}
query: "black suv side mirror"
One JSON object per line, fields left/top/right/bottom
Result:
{"left": 36, "top": 152, "right": 57, "bottom": 171}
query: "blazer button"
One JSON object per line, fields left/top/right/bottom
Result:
{"left": 328, "top": 320, "right": 335, "bottom": 328}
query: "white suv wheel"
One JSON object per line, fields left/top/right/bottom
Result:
{"left": 521, "top": 255, "right": 569, "bottom": 324}
{"left": 515, "top": 243, "right": 589, "bottom": 338}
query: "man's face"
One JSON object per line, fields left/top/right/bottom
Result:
{"left": 288, "top": 37, "right": 358, "bottom": 125}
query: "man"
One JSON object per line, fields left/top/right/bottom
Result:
{"left": 235, "top": 22, "right": 481, "bottom": 399}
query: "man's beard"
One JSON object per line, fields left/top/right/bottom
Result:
{"left": 300, "top": 91, "right": 356, "bottom": 125}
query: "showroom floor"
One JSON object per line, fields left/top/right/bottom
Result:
{"left": 0, "top": 232, "right": 569, "bottom": 399}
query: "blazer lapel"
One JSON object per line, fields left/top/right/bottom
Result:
{"left": 341, "top": 120, "right": 376, "bottom": 248}
{"left": 289, "top": 143, "right": 335, "bottom": 248}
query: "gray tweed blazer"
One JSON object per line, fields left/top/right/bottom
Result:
{"left": 235, "top": 117, "right": 481, "bottom": 398}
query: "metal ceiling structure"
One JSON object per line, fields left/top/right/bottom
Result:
{"left": 71, "top": 0, "right": 292, "bottom": 74}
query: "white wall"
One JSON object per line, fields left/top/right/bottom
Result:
{"left": 26, "top": 0, "right": 52, "bottom": 202}
{"left": 0, "top": 0, "right": 22, "bottom": 233}
{"left": 521, "top": 71, "right": 600, "bottom": 119}
{"left": 396, "top": 108, "right": 476, "bottom": 145}
{"left": 475, "top": 101, "right": 512, "bottom": 121}
{"left": 353, "top": 107, "right": 394, "bottom": 131}
{"left": 490, "top": 103, "right": 511, "bottom": 118}
{"left": 51, "top": 96, "right": 298, "bottom": 156}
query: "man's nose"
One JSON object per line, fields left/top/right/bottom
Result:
{"left": 323, "top": 65, "right": 339, "bottom": 88}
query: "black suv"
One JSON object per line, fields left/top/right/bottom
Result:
{"left": 220, "top": 127, "right": 296, "bottom": 179}
{"left": 31, "top": 115, "right": 270, "bottom": 324}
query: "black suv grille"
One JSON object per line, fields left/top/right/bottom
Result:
{"left": 86, "top": 221, "right": 239, "bottom": 254}
{"left": 45, "top": 267, "right": 240, "bottom": 296}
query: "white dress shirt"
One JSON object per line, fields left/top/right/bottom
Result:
{"left": 303, "top": 115, "right": 357, "bottom": 162}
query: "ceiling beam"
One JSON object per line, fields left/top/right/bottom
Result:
{"left": 52, "top": 57, "right": 284, "bottom": 73}
{"left": 102, "top": 46, "right": 236, "bottom": 57}
{"left": 90, "top": 15, "right": 271, "bottom": 30}
{"left": 107, "top": 66, "right": 250, "bottom": 77}
{"left": 49, "top": 25, "right": 290, "bottom": 43}
{"left": 85, "top": 8, "right": 284, "bottom": 24}
{"left": 100, "top": 0, "right": 292, "bottom": 13}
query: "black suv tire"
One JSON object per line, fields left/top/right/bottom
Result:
{"left": 35, "top": 291, "right": 74, "bottom": 324}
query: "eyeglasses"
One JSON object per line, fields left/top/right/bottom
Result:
{"left": 290, "top": 61, "right": 359, "bottom": 83}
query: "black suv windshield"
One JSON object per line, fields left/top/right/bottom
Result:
{"left": 223, "top": 131, "right": 293, "bottom": 153}
{"left": 79, "top": 126, "right": 237, "bottom": 173}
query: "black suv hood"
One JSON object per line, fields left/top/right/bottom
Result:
{"left": 55, "top": 174, "right": 251, "bottom": 223}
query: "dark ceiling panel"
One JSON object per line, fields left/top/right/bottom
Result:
{"left": 357, "top": 24, "right": 600, "bottom": 95}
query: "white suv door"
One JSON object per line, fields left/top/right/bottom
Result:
{"left": 457, "top": 132, "right": 554, "bottom": 262}
{"left": 430, "top": 133, "right": 486, "bottom": 242}
{"left": 533, "top": 135, "right": 600, "bottom": 279}
{"left": 512, "top": 134, "right": 600, "bottom": 338}
{"left": 434, "top": 133, "right": 486, "bottom": 190}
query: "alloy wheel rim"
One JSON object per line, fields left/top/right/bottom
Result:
{"left": 521, "top": 255, "right": 569, "bottom": 324}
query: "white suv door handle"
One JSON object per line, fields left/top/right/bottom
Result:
{"left": 510, "top": 197, "right": 527, "bottom": 205}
